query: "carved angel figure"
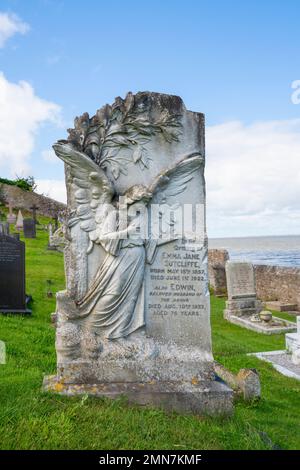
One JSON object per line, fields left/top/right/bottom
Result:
{"left": 53, "top": 141, "right": 203, "bottom": 340}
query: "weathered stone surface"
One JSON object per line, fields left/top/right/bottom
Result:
{"left": 265, "top": 301, "right": 298, "bottom": 313}
{"left": 43, "top": 375, "right": 233, "bottom": 416}
{"left": 255, "top": 265, "right": 300, "bottom": 310}
{"left": 48, "top": 226, "right": 66, "bottom": 252}
{"left": 251, "top": 350, "right": 300, "bottom": 381}
{"left": 223, "top": 261, "right": 296, "bottom": 334}
{"left": 44, "top": 91, "right": 233, "bottom": 415}
{"left": 208, "top": 249, "right": 229, "bottom": 296}
{"left": 226, "top": 261, "right": 256, "bottom": 299}
{"left": 286, "top": 317, "right": 300, "bottom": 353}
{"left": 292, "top": 349, "right": 300, "bottom": 365}
{"left": 224, "top": 261, "right": 262, "bottom": 320}
{"left": 236, "top": 369, "right": 260, "bottom": 401}
{"left": 214, "top": 362, "right": 260, "bottom": 401}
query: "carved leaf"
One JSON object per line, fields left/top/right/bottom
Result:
{"left": 111, "top": 163, "right": 120, "bottom": 180}
{"left": 132, "top": 145, "right": 143, "bottom": 163}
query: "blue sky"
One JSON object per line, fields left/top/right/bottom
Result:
{"left": 0, "top": 0, "right": 300, "bottom": 236}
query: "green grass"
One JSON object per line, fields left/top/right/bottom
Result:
{"left": 0, "top": 228, "right": 299, "bottom": 450}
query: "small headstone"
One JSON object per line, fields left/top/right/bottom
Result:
{"left": 0, "top": 235, "right": 31, "bottom": 313}
{"left": 224, "top": 261, "right": 262, "bottom": 320}
{"left": 15, "top": 210, "right": 24, "bottom": 231}
{"left": 23, "top": 218, "right": 36, "bottom": 239}
{"left": 0, "top": 222, "right": 9, "bottom": 236}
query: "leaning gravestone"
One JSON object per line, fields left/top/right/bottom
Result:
{"left": 43, "top": 91, "right": 233, "bottom": 415}
{"left": 23, "top": 218, "right": 36, "bottom": 239}
{"left": 0, "top": 235, "right": 31, "bottom": 313}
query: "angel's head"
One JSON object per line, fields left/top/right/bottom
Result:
{"left": 123, "top": 185, "right": 152, "bottom": 206}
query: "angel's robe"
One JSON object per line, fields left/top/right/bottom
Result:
{"left": 76, "top": 209, "right": 148, "bottom": 339}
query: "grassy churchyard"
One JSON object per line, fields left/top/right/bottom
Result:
{"left": 0, "top": 225, "right": 299, "bottom": 450}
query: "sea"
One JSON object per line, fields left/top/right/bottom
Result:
{"left": 208, "top": 235, "right": 300, "bottom": 268}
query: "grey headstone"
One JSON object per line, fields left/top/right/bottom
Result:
{"left": 44, "top": 91, "right": 233, "bottom": 415}
{"left": 224, "top": 261, "right": 263, "bottom": 324}
{"left": 0, "top": 235, "right": 30, "bottom": 313}
{"left": 0, "top": 222, "right": 9, "bottom": 236}
{"left": 226, "top": 261, "right": 256, "bottom": 299}
{"left": 23, "top": 218, "right": 36, "bottom": 239}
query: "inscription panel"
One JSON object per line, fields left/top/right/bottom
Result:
{"left": 146, "top": 237, "right": 211, "bottom": 350}
{"left": 226, "top": 261, "right": 256, "bottom": 299}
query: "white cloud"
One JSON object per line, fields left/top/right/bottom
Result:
{"left": 0, "top": 12, "right": 29, "bottom": 48}
{"left": 206, "top": 119, "right": 300, "bottom": 237}
{"left": 0, "top": 72, "right": 61, "bottom": 175}
{"left": 42, "top": 148, "right": 58, "bottom": 163}
{"left": 35, "top": 179, "right": 66, "bottom": 203}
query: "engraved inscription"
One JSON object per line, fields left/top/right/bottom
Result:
{"left": 146, "top": 238, "right": 207, "bottom": 344}
{"left": 226, "top": 262, "right": 256, "bottom": 299}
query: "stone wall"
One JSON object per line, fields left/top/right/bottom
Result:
{"left": 0, "top": 183, "right": 65, "bottom": 218}
{"left": 208, "top": 250, "right": 300, "bottom": 308}
{"left": 254, "top": 265, "right": 300, "bottom": 308}
{"left": 208, "top": 249, "right": 229, "bottom": 296}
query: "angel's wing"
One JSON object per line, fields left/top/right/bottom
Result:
{"left": 53, "top": 141, "right": 114, "bottom": 238}
{"left": 149, "top": 152, "right": 204, "bottom": 203}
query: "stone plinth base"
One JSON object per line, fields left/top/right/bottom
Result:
{"left": 224, "top": 314, "right": 296, "bottom": 335}
{"left": 43, "top": 375, "right": 233, "bottom": 417}
{"left": 224, "top": 296, "right": 262, "bottom": 318}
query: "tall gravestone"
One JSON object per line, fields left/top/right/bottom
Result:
{"left": 0, "top": 235, "right": 30, "bottom": 313}
{"left": 43, "top": 92, "right": 233, "bottom": 415}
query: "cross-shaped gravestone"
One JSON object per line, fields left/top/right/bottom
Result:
{"left": 30, "top": 204, "right": 39, "bottom": 224}
{"left": 6, "top": 202, "right": 16, "bottom": 224}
